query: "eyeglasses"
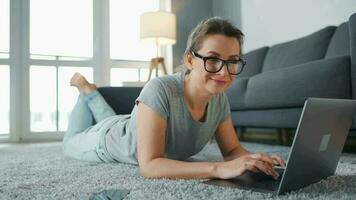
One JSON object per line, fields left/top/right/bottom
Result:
{"left": 191, "top": 51, "right": 246, "bottom": 75}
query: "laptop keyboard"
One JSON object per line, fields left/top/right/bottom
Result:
{"left": 234, "top": 167, "right": 284, "bottom": 191}
{"left": 205, "top": 167, "right": 285, "bottom": 192}
{"left": 244, "top": 176, "right": 281, "bottom": 191}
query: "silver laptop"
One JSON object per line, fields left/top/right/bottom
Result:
{"left": 204, "top": 98, "right": 356, "bottom": 195}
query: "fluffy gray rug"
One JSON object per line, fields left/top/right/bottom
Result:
{"left": 1, "top": 142, "right": 356, "bottom": 200}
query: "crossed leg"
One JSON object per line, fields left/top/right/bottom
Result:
{"left": 63, "top": 73, "right": 116, "bottom": 162}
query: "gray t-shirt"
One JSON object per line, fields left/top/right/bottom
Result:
{"left": 105, "top": 70, "right": 231, "bottom": 165}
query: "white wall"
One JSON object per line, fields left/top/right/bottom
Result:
{"left": 241, "top": 0, "right": 356, "bottom": 52}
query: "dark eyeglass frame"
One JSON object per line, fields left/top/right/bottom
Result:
{"left": 191, "top": 51, "right": 246, "bottom": 75}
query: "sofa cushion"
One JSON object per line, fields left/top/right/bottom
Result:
{"left": 231, "top": 108, "right": 303, "bottom": 128}
{"left": 262, "top": 26, "right": 336, "bottom": 72}
{"left": 239, "top": 47, "right": 269, "bottom": 78}
{"left": 245, "top": 56, "right": 351, "bottom": 109}
{"left": 326, "top": 22, "right": 350, "bottom": 58}
{"left": 226, "top": 77, "right": 249, "bottom": 110}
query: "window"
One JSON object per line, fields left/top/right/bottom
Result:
{"left": 30, "top": 66, "right": 93, "bottom": 132}
{"left": 110, "top": 68, "right": 140, "bottom": 86}
{"left": 0, "top": 0, "right": 9, "bottom": 135}
{"left": 0, "top": 66, "right": 9, "bottom": 134}
{"left": 110, "top": 68, "right": 165, "bottom": 86}
{"left": 29, "top": 0, "right": 93, "bottom": 133}
{"left": 110, "top": 0, "right": 159, "bottom": 61}
{"left": 109, "top": 0, "right": 161, "bottom": 85}
{"left": 110, "top": 68, "right": 152, "bottom": 86}
{"left": 30, "top": 66, "right": 57, "bottom": 132}
{"left": 6, "top": 0, "right": 170, "bottom": 141}
{"left": 58, "top": 67, "right": 93, "bottom": 131}
{"left": 30, "top": 0, "right": 93, "bottom": 58}
{"left": 0, "top": 0, "right": 9, "bottom": 58}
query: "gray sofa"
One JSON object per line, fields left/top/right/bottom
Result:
{"left": 226, "top": 13, "right": 356, "bottom": 135}
{"left": 98, "top": 13, "right": 356, "bottom": 142}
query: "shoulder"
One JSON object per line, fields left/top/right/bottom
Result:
{"left": 144, "top": 71, "right": 183, "bottom": 94}
{"left": 136, "top": 72, "right": 183, "bottom": 119}
{"left": 152, "top": 72, "right": 182, "bottom": 86}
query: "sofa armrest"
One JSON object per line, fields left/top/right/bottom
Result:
{"left": 97, "top": 87, "right": 143, "bottom": 114}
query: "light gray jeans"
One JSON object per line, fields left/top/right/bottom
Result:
{"left": 62, "top": 91, "right": 116, "bottom": 162}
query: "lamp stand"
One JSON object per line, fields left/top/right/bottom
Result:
{"left": 147, "top": 57, "right": 167, "bottom": 81}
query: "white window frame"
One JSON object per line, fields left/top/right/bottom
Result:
{"left": 0, "top": 0, "right": 9, "bottom": 142}
{"left": 0, "top": 62, "right": 10, "bottom": 142}
{"left": 3, "top": 0, "right": 172, "bottom": 143}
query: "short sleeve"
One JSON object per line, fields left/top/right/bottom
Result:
{"left": 220, "top": 93, "right": 231, "bottom": 123}
{"left": 135, "top": 78, "right": 169, "bottom": 119}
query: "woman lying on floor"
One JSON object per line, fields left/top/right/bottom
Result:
{"left": 63, "top": 17, "right": 285, "bottom": 180}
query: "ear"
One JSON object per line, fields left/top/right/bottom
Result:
{"left": 184, "top": 53, "right": 194, "bottom": 71}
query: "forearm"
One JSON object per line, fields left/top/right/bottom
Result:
{"left": 223, "top": 145, "right": 250, "bottom": 161}
{"left": 140, "top": 157, "right": 220, "bottom": 179}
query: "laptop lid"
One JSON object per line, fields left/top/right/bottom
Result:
{"left": 277, "top": 98, "right": 356, "bottom": 194}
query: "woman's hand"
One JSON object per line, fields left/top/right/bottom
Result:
{"left": 214, "top": 153, "right": 286, "bottom": 180}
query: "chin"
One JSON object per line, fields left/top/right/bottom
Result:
{"left": 206, "top": 85, "right": 228, "bottom": 95}
{"left": 204, "top": 79, "right": 231, "bottom": 95}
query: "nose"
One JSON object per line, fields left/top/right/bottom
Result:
{"left": 216, "top": 63, "right": 230, "bottom": 76}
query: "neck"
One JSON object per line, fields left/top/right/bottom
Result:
{"left": 184, "top": 73, "right": 212, "bottom": 110}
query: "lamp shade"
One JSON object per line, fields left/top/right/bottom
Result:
{"left": 140, "top": 11, "right": 176, "bottom": 46}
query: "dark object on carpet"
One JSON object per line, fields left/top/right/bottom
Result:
{"left": 89, "top": 189, "right": 130, "bottom": 200}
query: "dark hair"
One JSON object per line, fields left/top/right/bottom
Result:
{"left": 184, "top": 17, "right": 244, "bottom": 61}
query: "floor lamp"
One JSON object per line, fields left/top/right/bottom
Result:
{"left": 140, "top": 11, "right": 176, "bottom": 81}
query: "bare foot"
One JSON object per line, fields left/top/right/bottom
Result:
{"left": 70, "top": 72, "right": 97, "bottom": 94}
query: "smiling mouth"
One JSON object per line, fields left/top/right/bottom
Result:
{"left": 212, "top": 79, "right": 227, "bottom": 85}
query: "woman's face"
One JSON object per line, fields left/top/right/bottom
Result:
{"left": 186, "top": 34, "right": 241, "bottom": 95}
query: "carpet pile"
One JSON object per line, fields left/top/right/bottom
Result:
{"left": 1, "top": 142, "right": 356, "bottom": 199}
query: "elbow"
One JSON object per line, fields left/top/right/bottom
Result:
{"left": 139, "top": 165, "right": 154, "bottom": 179}
{"left": 139, "top": 162, "right": 161, "bottom": 179}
